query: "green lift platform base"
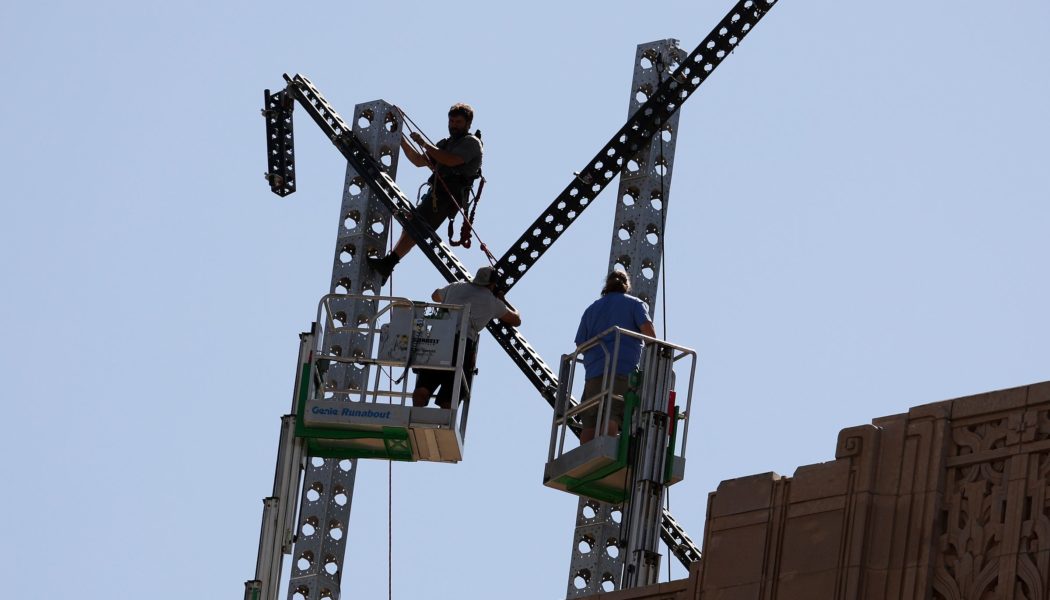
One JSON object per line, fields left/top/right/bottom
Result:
{"left": 295, "top": 365, "right": 465, "bottom": 463}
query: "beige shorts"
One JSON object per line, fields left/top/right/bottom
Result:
{"left": 580, "top": 374, "right": 631, "bottom": 429}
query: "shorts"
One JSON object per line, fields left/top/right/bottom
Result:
{"left": 579, "top": 374, "right": 631, "bottom": 429}
{"left": 414, "top": 339, "right": 477, "bottom": 409}
{"left": 417, "top": 187, "right": 466, "bottom": 231}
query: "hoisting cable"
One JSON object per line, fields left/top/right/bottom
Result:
{"left": 656, "top": 52, "right": 673, "bottom": 584}
{"left": 654, "top": 53, "right": 671, "bottom": 342}
{"left": 388, "top": 458, "right": 393, "bottom": 600}
{"left": 385, "top": 234, "right": 395, "bottom": 600}
{"left": 393, "top": 105, "right": 497, "bottom": 267}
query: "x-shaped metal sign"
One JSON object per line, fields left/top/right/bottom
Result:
{"left": 260, "top": 1, "right": 779, "bottom": 595}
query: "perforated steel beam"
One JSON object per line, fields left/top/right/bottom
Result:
{"left": 566, "top": 500, "right": 627, "bottom": 597}
{"left": 283, "top": 100, "right": 403, "bottom": 600}
{"left": 323, "top": 101, "right": 403, "bottom": 400}
{"left": 263, "top": 89, "right": 296, "bottom": 197}
{"left": 565, "top": 39, "right": 685, "bottom": 598}
{"left": 608, "top": 40, "right": 684, "bottom": 309}
{"left": 493, "top": 0, "right": 778, "bottom": 292}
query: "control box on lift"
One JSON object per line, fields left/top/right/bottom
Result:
{"left": 377, "top": 306, "right": 461, "bottom": 368}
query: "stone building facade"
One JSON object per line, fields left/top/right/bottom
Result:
{"left": 591, "top": 380, "right": 1050, "bottom": 600}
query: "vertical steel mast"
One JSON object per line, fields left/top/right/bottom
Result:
{"left": 248, "top": 98, "right": 403, "bottom": 600}
{"left": 563, "top": 39, "right": 687, "bottom": 598}
{"left": 285, "top": 101, "right": 403, "bottom": 600}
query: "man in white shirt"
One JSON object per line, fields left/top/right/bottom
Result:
{"left": 413, "top": 266, "right": 521, "bottom": 409}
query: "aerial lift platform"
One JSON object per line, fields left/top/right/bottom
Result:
{"left": 544, "top": 327, "right": 695, "bottom": 503}
{"left": 296, "top": 294, "right": 472, "bottom": 463}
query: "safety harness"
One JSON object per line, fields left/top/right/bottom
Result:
{"left": 396, "top": 106, "right": 498, "bottom": 266}
{"left": 426, "top": 132, "right": 485, "bottom": 249}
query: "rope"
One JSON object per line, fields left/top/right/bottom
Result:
{"left": 656, "top": 52, "right": 673, "bottom": 584}
{"left": 388, "top": 459, "right": 393, "bottom": 600}
{"left": 385, "top": 232, "right": 395, "bottom": 600}
{"left": 393, "top": 105, "right": 498, "bottom": 267}
{"left": 447, "top": 175, "right": 485, "bottom": 250}
{"left": 654, "top": 55, "right": 671, "bottom": 340}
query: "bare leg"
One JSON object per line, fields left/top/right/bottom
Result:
{"left": 580, "top": 428, "right": 596, "bottom": 444}
{"left": 412, "top": 387, "right": 432, "bottom": 407}
{"left": 580, "top": 419, "right": 619, "bottom": 445}
{"left": 391, "top": 231, "right": 416, "bottom": 258}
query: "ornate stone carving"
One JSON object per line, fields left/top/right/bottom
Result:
{"left": 933, "top": 459, "right": 1006, "bottom": 599}
{"left": 1014, "top": 451, "right": 1049, "bottom": 600}
{"left": 933, "top": 405, "right": 1050, "bottom": 600}
{"left": 628, "top": 381, "right": 1050, "bottom": 600}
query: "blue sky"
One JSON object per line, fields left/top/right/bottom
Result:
{"left": 2, "top": 1, "right": 1048, "bottom": 598}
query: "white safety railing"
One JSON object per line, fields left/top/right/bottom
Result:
{"left": 308, "top": 293, "right": 473, "bottom": 436}
{"left": 547, "top": 327, "right": 697, "bottom": 465}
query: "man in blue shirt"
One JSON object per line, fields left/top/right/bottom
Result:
{"left": 574, "top": 271, "right": 655, "bottom": 442}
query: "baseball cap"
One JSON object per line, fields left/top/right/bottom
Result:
{"left": 471, "top": 266, "right": 496, "bottom": 286}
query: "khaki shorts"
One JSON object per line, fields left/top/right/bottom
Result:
{"left": 580, "top": 375, "right": 631, "bottom": 429}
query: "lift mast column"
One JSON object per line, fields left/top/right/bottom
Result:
{"left": 621, "top": 343, "right": 677, "bottom": 588}
{"left": 546, "top": 329, "right": 696, "bottom": 595}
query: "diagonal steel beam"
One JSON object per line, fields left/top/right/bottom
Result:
{"left": 492, "top": 0, "right": 779, "bottom": 292}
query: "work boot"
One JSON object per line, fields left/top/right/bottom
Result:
{"left": 367, "top": 253, "right": 400, "bottom": 284}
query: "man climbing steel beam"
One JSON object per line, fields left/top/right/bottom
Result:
{"left": 369, "top": 103, "right": 483, "bottom": 284}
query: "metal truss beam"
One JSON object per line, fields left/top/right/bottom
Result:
{"left": 282, "top": 99, "right": 405, "bottom": 600}
{"left": 492, "top": 0, "right": 778, "bottom": 292}
{"left": 263, "top": 89, "right": 296, "bottom": 197}
{"left": 606, "top": 38, "right": 684, "bottom": 311}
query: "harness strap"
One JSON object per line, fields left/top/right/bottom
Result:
{"left": 449, "top": 175, "right": 485, "bottom": 249}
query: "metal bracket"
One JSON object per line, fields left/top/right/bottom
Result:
{"left": 263, "top": 88, "right": 296, "bottom": 197}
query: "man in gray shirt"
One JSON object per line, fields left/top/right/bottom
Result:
{"left": 413, "top": 266, "right": 520, "bottom": 409}
{"left": 369, "top": 103, "right": 483, "bottom": 284}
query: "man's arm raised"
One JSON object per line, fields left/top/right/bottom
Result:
{"left": 640, "top": 320, "right": 656, "bottom": 339}
{"left": 400, "top": 136, "right": 431, "bottom": 168}
{"left": 499, "top": 307, "right": 521, "bottom": 328}
{"left": 410, "top": 131, "right": 469, "bottom": 167}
